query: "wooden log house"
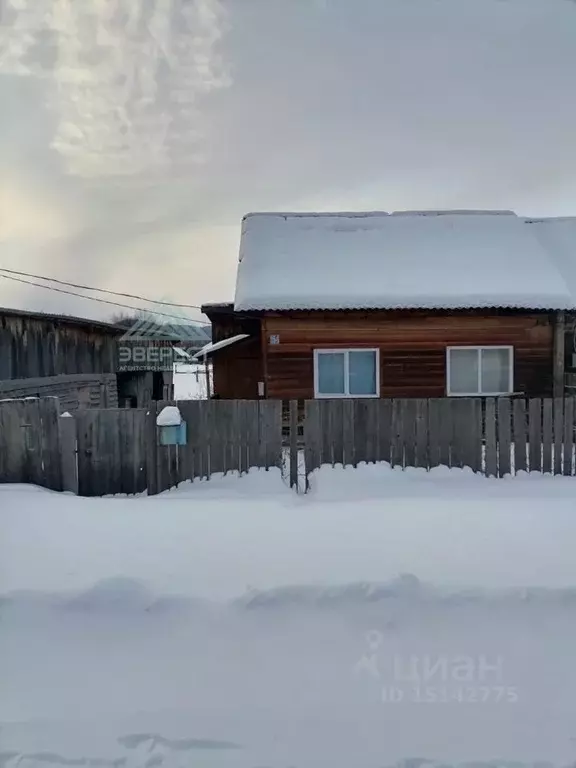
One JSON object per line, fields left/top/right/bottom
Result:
{"left": 201, "top": 211, "right": 576, "bottom": 401}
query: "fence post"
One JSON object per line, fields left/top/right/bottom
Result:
{"left": 59, "top": 412, "right": 78, "bottom": 495}
{"left": 289, "top": 400, "right": 299, "bottom": 490}
{"left": 145, "top": 402, "right": 159, "bottom": 496}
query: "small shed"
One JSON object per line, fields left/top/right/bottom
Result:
{"left": 0, "top": 307, "right": 174, "bottom": 409}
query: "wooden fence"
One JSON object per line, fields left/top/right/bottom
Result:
{"left": 75, "top": 408, "right": 148, "bottom": 496}
{"left": 0, "top": 397, "right": 63, "bottom": 490}
{"left": 303, "top": 397, "right": 575, "bottom": 480}
{"left": 2, "top": 396, "right": 576, "bottom": 497}
{"left": 146, "top": 399, "right": 283, "bottom": 496}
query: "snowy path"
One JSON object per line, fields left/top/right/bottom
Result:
{"left": 1, "top": 465, "right": 576, "bottom": 767}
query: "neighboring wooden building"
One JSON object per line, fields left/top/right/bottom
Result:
{"left": 0, "top": 307, "right": 176, "bottom": 409}
{"left": 202, "top": 210, "right": 576, "bottom": 400}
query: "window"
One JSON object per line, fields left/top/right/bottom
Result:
{"left": 447, "top": 346, "right": 513, "bottom": 396}
{"left": 314, "top": 349, "right": 379, "bottom": 398}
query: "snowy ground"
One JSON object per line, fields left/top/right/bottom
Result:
{"left": 2, "top": 464, "right": 576, "bottom": 767}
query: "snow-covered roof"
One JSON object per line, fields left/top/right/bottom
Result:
{"left": 193, "top": 333, "right": 250, "bottom": 360}
{"left": 526, "top": 217, "right": 576, "bottom": 309}
{"left": 234, "top": 211, "right": 576, "bottom": 311}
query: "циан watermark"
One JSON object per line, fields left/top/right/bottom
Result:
{"left": 355, "top": 630, "right": 519, "bottom": 705}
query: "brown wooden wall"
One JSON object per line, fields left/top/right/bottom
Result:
{"left": 262, "top": 310, "right": 554, "bottom": 399}
{"left": 206, "top": 310, "right": 263, "bottom": 399}
{"left": 212, "top": 336, "right": 263, "bottom": 399}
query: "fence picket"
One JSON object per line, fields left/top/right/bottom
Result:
{"left": 304, "top": 400, "right": 322, "bottom": 481}
{"left": 464, "top": 397, "right": 482, "bottom": 473}
{"left": 484, "top": 398, "right": 497, "bottom": 477}
{"left": 390, "top": 399, "right": 404, "bottom": 468}
{"left": 403, "top": 399, "right": 417, "bottom": 468}
{"left": 553, "top": 398, "right": 564, "bottom": 476}
{"left": 319, "top": 400, "right": 332, "bottom": 466}
{"left": 438, "top": 399, "right": 452, "bottom": 468}
{"left": 427, "top": 399, "right": 442, "bottom": 469}
{"left": 415, "top": 399, "right": 429, "bottom": 469}
{"left": 450, "top": 399, "right": 468, "bottom": 469}
{"left": 365, "top": 400, "right": 379, "bottom": 464}
{"left": 289, "top": 400, "right": 299, "bottom": 488}
{"left": 342, "top": 399, "right": 355, "bottom": 467}
{"left": 354, "top": 400, "right": 369, "bottom": 465}
{"left": 497, "top": 398, "right": 511, "bottom": 477}
{"left": 331, "top": 400, "right": 344, "bottom": 466}
{"left": 378, "top": 399, "right": 392, "bottom": 464}
{"left": 542, "top": 399, "right": 553, "bottom": 475}
{"left": 513, "top": 399, "right": 527, "bottom": 474}
{"left": 244, "top": 400, "right": 259, "bottom": 471}
{"left": 563, "top": 397, "right": 574, "bottom": 476}
{"left": 267, "top": 399, "right": 283, "bottom": 469}
{"left": 528, "top": 398, "right": 542, "bottom": 473}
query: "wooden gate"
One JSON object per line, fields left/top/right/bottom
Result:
{"left": 76, "top": 408, "right": 147, "bottom": 496}
{"left": 149, "top": 399, "right": 283, "bottom": 495}
{"left": 0, "top": 397, "right": 62, "bottom": 490}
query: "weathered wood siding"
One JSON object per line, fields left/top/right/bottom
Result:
{"left": 76, "top": 408, "right": 147, "bottom": 496}
{"left": 0, "top": 313, "right": 118, "bottom": 379}
{"left": 0, "top": 373, "right": 118, "bottom": 410}
{"left": 262, "top": 310, "right": 554, "bottom": 399}
{"left": 0, "top": 397, "right": 63, "bottom": 489}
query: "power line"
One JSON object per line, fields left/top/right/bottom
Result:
{"left": 0, "top": 274, "right": 206, "bottom": 324}
{"left": 0, "top": 267, "right": 204, "bottom": 310}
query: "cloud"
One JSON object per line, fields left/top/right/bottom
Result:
{"left": 0, "top": 0, "right": 230, "bottom": 178}
{"left": 1, "top": 0, "right": 576, "bottom": 318}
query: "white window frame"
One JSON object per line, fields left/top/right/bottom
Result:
{"left": 446, "top": 346, "right": 514, "bottom": 397}
{"left": 313, "top": 348, "right": 380, "bottom": 399}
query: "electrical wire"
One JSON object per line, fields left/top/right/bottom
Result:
{"left": 0, "top": 274, "right": 206, "bottom": 324}
{"left": 0, "top": 266, "right": 203, "bottom": 309}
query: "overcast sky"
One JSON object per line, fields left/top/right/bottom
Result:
{"left": 1, "top": 0, "right": 576, "bottom": 322}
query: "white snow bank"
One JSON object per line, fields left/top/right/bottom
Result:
{"left": 3, "top": 578, "right": 576, "bottom": 765}
{"left": 3, "top": 467, "right": 576, "bottom": 766}
{"left": 235, "top": 211, "right": 575, "bottom": 311}
{"left": 2, "top": 464, "right": 576, "bottom": 601}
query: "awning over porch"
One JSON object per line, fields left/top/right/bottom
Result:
{"left": 192, "top": 333, "right": 250, "bottom": 360}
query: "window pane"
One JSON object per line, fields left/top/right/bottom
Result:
{"left": 317, "top": 352, "right": 345, "bottom": 394}
{"left": 481, "top": 348, "right": 511, "bottom": 393}
{"left": 449, "top": 349, "right": 479, "bottom": 394}
{"left": 349, "top": 351, "right": 377, "bottom": 395}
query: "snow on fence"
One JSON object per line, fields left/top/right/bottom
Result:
{"left": 0, "top": 396, "right": 575, "bottom": 496}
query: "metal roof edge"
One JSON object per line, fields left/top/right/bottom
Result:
{"left": 0, "top": 306, "right": 123, "bottom": 333}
